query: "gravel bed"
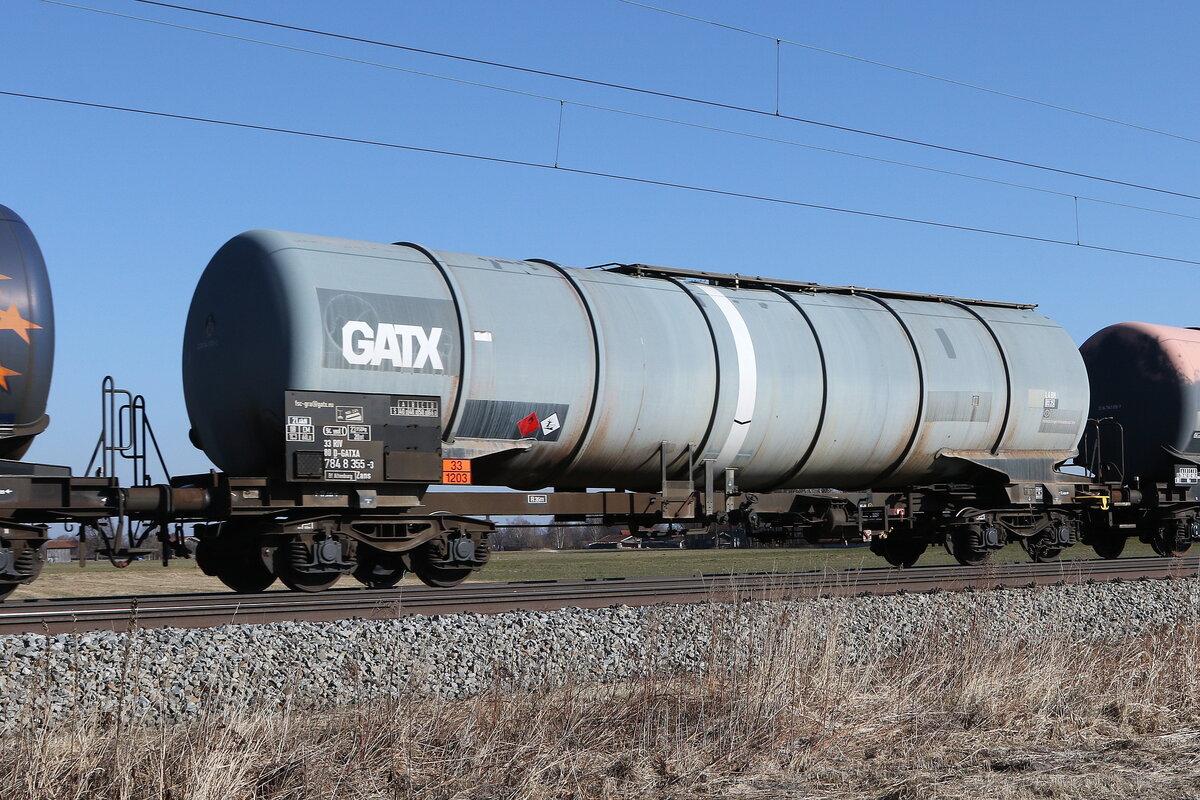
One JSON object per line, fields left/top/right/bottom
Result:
{"left": 0, "top": 577, "right": 1197, "bottom": 729}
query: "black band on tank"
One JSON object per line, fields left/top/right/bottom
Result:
{"left": 767, "top": 287, "right": 829, "bottom": 488}
{"left": 945, "top": 299, "right": 1014, "bottom": 456}
{"left": 665, "top": 276, "right": 722, "bottom": 479}
{"left": 858, "top": 292, "right": 925, "bottom": 488}
{"left": 393, "top": 242, "right": 470, "bottom": 439}
{"left": 526, "top": 259, "right": 602, "bottom": 475}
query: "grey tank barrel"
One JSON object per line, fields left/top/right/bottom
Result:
{"left": 0, "top": 206, "right": 54, "bottom": 459}
{"left": 182, "top": 230, "right": 1088, "bottom": 491}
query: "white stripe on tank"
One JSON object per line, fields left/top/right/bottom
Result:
{"left": 696, "top": 284, "right": 757, "bottom": 470}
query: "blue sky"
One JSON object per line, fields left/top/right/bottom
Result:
{"left": 3, "top": 0, "right": 1199, "bottom": 476}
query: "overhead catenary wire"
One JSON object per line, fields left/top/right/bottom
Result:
{"left": 121, "top": 0, "right": 1200, "bottom": 204}
{"left": 613, "top": 0, "right": 1200, "bottom": 147}
{"left": 43, "top": 0, "right": 1200, "bottom": 225}
{"left": 3, "top": 87, "right": 1199, "bottom": 268}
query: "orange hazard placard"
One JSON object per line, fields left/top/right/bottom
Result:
{"left": 442, "top": 458, "right": 472, "bottom": 485}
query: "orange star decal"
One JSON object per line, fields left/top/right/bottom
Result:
{"left": 0, "top": 304, "right": 41, "bottom": 343}
{"left": 0, "top": 364, "right": 20, "bottom": 391}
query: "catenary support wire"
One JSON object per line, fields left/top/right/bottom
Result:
{"left": 118, "top": 0, "right": 1200, "bottom": 203}
{"left": 42, "top": 0, "right": 1200, "bottom": 224}
{"left": 612, "top": 0, "right": 1200, "bottom": 147}
{"left": 3, "top": 87, "right": 1199, "bottom": 268}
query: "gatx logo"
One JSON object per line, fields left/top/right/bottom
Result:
{"left": 341, "top": 321, "right": 445, "bottom": 371}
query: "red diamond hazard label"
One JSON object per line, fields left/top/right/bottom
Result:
{"left": 517, "top": 412, "right": 540, "bottom": 437}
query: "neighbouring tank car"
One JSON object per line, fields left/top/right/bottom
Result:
{"left": 0, "top": 205, "right": 54, "bottom": 459}
{"left": 1077, "top": 323, "right": 1200, "bottom": 557}
{"left": 1081, "top": 322, "right": 1200, "bottom": 484}
{"left": 0, "top": 204, "right": 56, "bottom": 598}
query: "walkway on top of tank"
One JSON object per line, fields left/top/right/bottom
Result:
{"left": 603, "top": 263, "right": 1037, "bottom": 310}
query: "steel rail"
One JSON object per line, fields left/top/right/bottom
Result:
{"left": 1, "top": 556, "right": 1196, "bottom": 634}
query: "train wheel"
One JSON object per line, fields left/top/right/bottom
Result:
{"left": 0, "top": 583, "right": 18, "bottom": 601}
{"left": 194, "top": 537, "right": 221, "bottom": 576}
{"left": 412, "top": 564, "right": 471, "bottom": 588}
{"left": 870, "top": 536, "right": 926, "bottom": 568}
{"left": 201, "top": 523, "right": 277, "bottom": 593}
{"left": 945, "top": 528, "right": 993, "bottom": 566}
{"left": 409, "top": 540, "right": 471, "bottom": 588}
{"left": 276, "top": 540, "right": 342, "bottom": 593}
{"left": 1089, "top": 533, "right": 1125, "bottom": 559}
{"left": 279, "top": 571, "right": 341, "bottom": 592}
{"left": 1148, "top": 524, "right": 1193, "bottom": 558}
{"left": 215, "top": 543, "right": 276, "bottom": 593}
{"left": 353, "top": 549, "right": 407, "bottom": 589}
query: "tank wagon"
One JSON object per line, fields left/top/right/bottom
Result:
{"left": 0, "top": 212, "right": 1196, "bottom": 598}
{"left": 171, "top": 229, "right": 1096, "bottom": 577}
{"left": 169, "top": 232, "right": 1200, "bottom": 576}
{"left": 184, "top": 231, "right": 1089, "bottom": 493}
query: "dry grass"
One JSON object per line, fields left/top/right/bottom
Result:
{"left": 4, "top": 599, "right": 1200, "bottom": 799}
{"left": 11, "top": 560, "right": 227, "bottom": 599}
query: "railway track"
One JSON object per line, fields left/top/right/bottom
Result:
{"left": 1, "top": 556, "right": 1196, "bottom": 634}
